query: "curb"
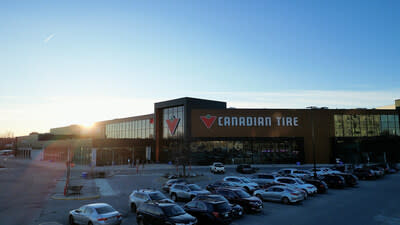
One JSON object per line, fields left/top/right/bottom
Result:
{"left": 51, "top": 193, "right": 100, "bottom": 200}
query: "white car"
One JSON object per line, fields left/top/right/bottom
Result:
{"left": 274, "top": 177, "right": 317, "bottom": 195}
{"left": 253, "top": 185, "right": 305, "bottom": 204}
{"left": 223, "top": 176, "right": 259, "bottom": 193}
{"left": 309, "top": 168, "right": 339, "bottom": 176}
{"left": 210, "top": 162, "right": 225, "bottom": 174}
{"left": 278, "top": 168, "right": 311, "bottom": 179}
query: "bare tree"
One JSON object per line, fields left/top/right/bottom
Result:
{"left": 0, "top": 130, "right": 14, "bottom": 138}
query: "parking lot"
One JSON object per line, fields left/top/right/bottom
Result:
{"left": 25, "top": 164, "right": 400, "bottom": 225}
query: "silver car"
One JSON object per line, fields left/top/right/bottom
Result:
{"left": 129, "top": 189, "right": 173, "bottom": 213}
{"left": 69, "top": 203, "right": 122, "bottom": 225}
{"left": 253, "top": 186, "right": 304, "bottom": 204}
{"left": 169, "top": 183, "right": 210, "bottom": 201}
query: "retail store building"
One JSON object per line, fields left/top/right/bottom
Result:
{"left": 38, "top": 97, "right": 400, "bottom": 165}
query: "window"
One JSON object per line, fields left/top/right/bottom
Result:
{"left": 196, "top": 202, "right": 207, "bottom": 210}
{"left": 334, "top": 115, "right": 344, "bottom": 137}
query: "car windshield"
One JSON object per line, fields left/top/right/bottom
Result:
{"left": 162, "top": 205, "right": 186, "bottom": 217}
{"left": 215, "top": 163, "right": 223, "bottom": 167}
{"left": 149, "top": 192, "right": 166, "bottom": 200}
{"left": 188, "top": 184, "right": 202, "bottom": 191}
{"left": 234, "top": 190, "right": 251, "bottom": 198}
{"left": 95, "top": 206, "right": 115, "bottom": 214}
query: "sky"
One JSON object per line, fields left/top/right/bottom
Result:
{"left": 1, "top": 0, "right": 400, "bottom": 136}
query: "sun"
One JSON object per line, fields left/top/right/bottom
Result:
{"left": 81, "top": 122, "right": 94, "bottom": 128}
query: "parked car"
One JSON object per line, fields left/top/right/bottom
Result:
{"left": 236, "top": 164, "right": 257, "bottom": 174}
{"left": 253, "top": 185, "right": 304, "bottom": 204}
{"left": 184, "top": 199, "right": 233, "bottom": 224}
{"left": 210, "top": 162, "right": 225, "bottom": 174}
{"left": 162, "top": 179, "right": 187, "bottom": 193}
{"left": 69, "top": 203, "right": 122, "bottom": 225}
{"left": 215, "top": 188, "right": 263, "bottom": 213}
{"left": 222, "top": 176, "right": 259, "bottom": 193}
{"left": 278, "top": 169, "right": 312, "bottom": 179}
{"left": 129, "top": 189, "right": 173, "bottom": 213}
{"left": 170, "top": 183, "right": 210, "bottom": 201}
{"left": 206, "top": 181, "right": 244, "bottom": 193}
{"left": 319, "top": 174, "right": 345, "bottom": 188}
{"left": 193, "top": 195, "right": 244, "bottom": 218}
{"left": 249, "top": 173, "right": 278, "bottom": 187}
{"left": 303, "top": 178, "right": 328, "bottom": 193}
{"left": 136, "top": 202, "right": 197, "bottom": 225}
{"left": 309, "top": 167, "right": 334, "bottom": 176}
{"left": 365, "top": 165, "right": 385, "bottom": 177}
{"left": 332, "top": 173, "right": 358, "bottom": 187}
{"left": 274, "top": 177, "right": 317, "bottom": 195}
{"left": 264, "top": 182, "right": 309, "bottom": 199}
{"left": 353, "top": 168, "right": 376, "bottom": 180}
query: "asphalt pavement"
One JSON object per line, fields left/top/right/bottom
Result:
{"left": 2, "top": 159, "right": 400, "bottom": 225}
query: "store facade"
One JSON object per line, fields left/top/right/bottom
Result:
{"left": 42, "top": 97, "right": 400, "bottom": 165}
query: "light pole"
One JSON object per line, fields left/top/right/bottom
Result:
{"left": 307, "top": 106, "right": 319, "bottom": 178}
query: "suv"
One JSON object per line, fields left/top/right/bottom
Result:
{"left": 129, "top": 189, "right": 173, "bottom": 213}
{"left": 136, "top": 202, "right": 197, "bottom": 225}
{"left": 184, "top": 199, "right": 233, "bottom": 224}
{"left": 222, "top": 176, "right": 259, "bottom": 193}
{"left": 170, "top": 183, "right": 210, "bottom": 201}
{"left": 250, "top": 173, "right": 278, "bottom": 187}
{"left": 215, "top": 188, "right": 263, "bottom": 213}
{"left": 236, "top": 164, "right": 257, "bottom": 174}
{"left": 210, "top": 162, "right": 225, "bottom": 174}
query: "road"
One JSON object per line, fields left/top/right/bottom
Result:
{"left": 0, "top": 159, "right": 65, "bottom": 225}
{"left": 31, "top": 165, "right": 400, "bottom": 225}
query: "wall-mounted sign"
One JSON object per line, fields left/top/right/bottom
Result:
{"left": 200, "top": 114, "right": 299, "bottom": 128}
{"left": 192, "top": 109, "right": 306, "bottom": 138}
{"left": 166, "top": 117, "right": 180, "bottom": 135}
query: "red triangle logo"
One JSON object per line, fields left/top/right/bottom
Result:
{"left": 200, "top": 114, "right": 217, "bottom": 129}
{"left": 166, "top": 117, "right": 180, "bottom": 135}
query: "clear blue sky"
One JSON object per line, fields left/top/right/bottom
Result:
{"left": 1, "top": 0, "right": 400, "bottom": 135}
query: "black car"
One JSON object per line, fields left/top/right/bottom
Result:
{"left": 206, "top": 182, "right": 243, "bottom": 193}
{"left": 303, "top": 178, "right": 328, "bottom": 193}
{"left": 319, "top": 174, "right": 345, "bottom": 188}
{"left": 136, "top": 202, "right": 197, "bottom": 225}
{"left": 236, "top": 164, "right": 257, "bottom": 174}
{"left": 184, "top": 199, "right": 233, "bottom": 225}
{"left": 215, "top": 188, "right": 263, "bottom": 213}
{"left": 193, "top": 194, "right": 244, "bottom": 218}
{"left": 335, "top": 173, "right": 358, "bottom": 186}
{"left": 353, "top": 168, "right": 376, "bottom": 180}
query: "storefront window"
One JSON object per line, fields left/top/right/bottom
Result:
{"left": 162, "top": 106, "right": 185, "bottom": 139}
{"left": 335, "top": 114, "right": 399, "bottom": 137}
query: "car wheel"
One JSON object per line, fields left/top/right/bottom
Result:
{"left": 88, "top": 222, "right": 93, "bottom": 225}
{"left": 244, "top": 186, "right": 250, "bottom": 193}
{"left": 190, "top": 195, "right": 195, "bottom": 200}
{"left": 131, "top": 203, "right": 137, "bottom": 213}
{"left": 171, "top": 193, "right": 178, "bottom": 201}
{"left": 255, "top": 194, "right": 263, "bottom": 201}
{"left": 69, "top": 215, "right": 75, "bottom": 225}
{"left": 282, "top": 197, "right": 290, "bottom": 204}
